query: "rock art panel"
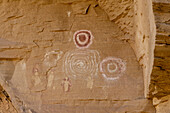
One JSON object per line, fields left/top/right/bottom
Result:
{"left": 100, "top": 57, "right": 126, "bottom": 80}
{"left": 0, "top": 1, "right": 156, "bottom": 112}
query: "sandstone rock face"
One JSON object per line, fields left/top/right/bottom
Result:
{"left": 151, "top": 0, "right": 170, "bottom": 98}
{"left": 150, "top": 0, "right": 170, "bottom": 113}
{"left": 133, "top": 0, "right": 156, "bottom": 98}
{"left": 0, "top": 0, "right": 156, "bottom": 113}
{"left": 0, "top": 85, "right": 18, "bottom": 113}
{"left": 153, "top": 95, "right": 170, "bottom": 113}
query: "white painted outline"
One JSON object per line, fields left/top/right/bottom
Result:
{"left": 102, "top": 74, "right": 120, "bottom": 81}
{"left": 107, "top": 62, "right": 117, "bottom": 73}
{"left": 63, "top": 49, "right": 100, "bottom": 78}
{"left": 43, "top": 50, "right": 63, "bottom": 67}
{"left": 67, "top": 11, "right": 71, "bottom": 17}
{"left": 100, "top": 57, "right": 126, "bottom": 80}
{"left": 73, "top": 30, "right": 93, "bottom": 49}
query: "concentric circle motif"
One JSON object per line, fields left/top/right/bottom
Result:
{"left": 100, "top": 57, "right": 126, "bottom": 80}
{"left": 73, "top": 30, "right": 93, "bottom": 49}
{"left": 63, "top": 49, "right": 100, "bottom": 78}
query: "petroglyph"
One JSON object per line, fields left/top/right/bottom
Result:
{"left": 100, "top": 57, "right": 126, "bottom": 80}
{"left": 47, "top": 70, "right": 54, "bottom": 88}
{"left": 21, "top": 60, "right": 26, "bottom": 70}
{"left": 61, "top": 77, "right": 71, "bottom": 92}
{"left": 73, "top": 30, "right": 93, "bottom": 49}
{"left": 87, "top": 76, "right": 94, "bottom": 89}
{"left": 63, "top": 49, "right": 100, "bottom": 78}
{"left": 43, "top": 50, "right": 63, "bottom": 67}
{"left": 32, "top": 64, "right": 41, "bottom": 86}
{"left": 67, "top": 11, "right": 71, "bottom": 17}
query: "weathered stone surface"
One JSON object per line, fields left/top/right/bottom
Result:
{"left": 155, "top": 44, "right": 170, "bottom": 57}
{"left": 156, "top": 35, "right": 170, "bottom": 44}
{"left": 150, "top": 0, "right": 170, "bottom": 100}
{"left": 153, "top": 0, "right": 170, "bottom": 3}
{"left": 0, "top": 0, "right": 156, "bottom": 113}
{"left": 98, "top": 0, "right": 134, "bottom": 39}
{"left": 0, "top": 85, "right": 18, "bottom": 113}
{"left": 150, "top": 0, "right": 170, "bottom": 113}
{"left": 0, "top": 38, "right": 31, "bottom": 59}
{"left": 153, "top": 95, "right": 170, "bottom": 113}
{"left": 153, "top": 2, "right": 170, "bottom": 13}
{"left": 38, "top": 99, "right": 155, "bottom": 113}
{"left": 133, "top": 0, "right": 156, "bottom": 98}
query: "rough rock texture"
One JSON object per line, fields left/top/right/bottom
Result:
{"left": 0, "top": 85, "right": 18, "bottom": 113}
{"left": 153, "top": 95, "right": 170, "bottom": 113}
{"left": 99, "top": 0, "right": 157, "bottom": 98}
{"left": 150, "top": 0, "right": 170, "bottom": 113}
{"left": 133, "top": 0, "right": 156, "bottom": 98}
{"left": 98, "top": 0, "right": 134, "bottom": 39}
{"left": 0, "top": 0, "right": 156, "bottom": 113}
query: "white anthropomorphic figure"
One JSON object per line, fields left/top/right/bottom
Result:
{"left": 32, "top": 64, "right": 41, "bottom": 86}
{"left": 61, "top": 77, "right": 71, "bottom": 92}
{"left": 87, "top": 76, "right": 94, "bottom": 89}
{"left": 47, "top": 70, "right": 54, "bottom": 88}
{"left": 33, "top": 68, "right": 39, "bottom": 76}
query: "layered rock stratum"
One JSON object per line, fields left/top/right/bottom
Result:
{"left": 150, "top": 0, "right": 170, "bottom": 113}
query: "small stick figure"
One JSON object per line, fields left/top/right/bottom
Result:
{"left": 61, "top": 77, "right": 71, "bottom": 92}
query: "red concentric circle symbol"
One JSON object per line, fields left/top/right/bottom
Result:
{"left": 73, "top": 30, "right": 93, "bottom": 49}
